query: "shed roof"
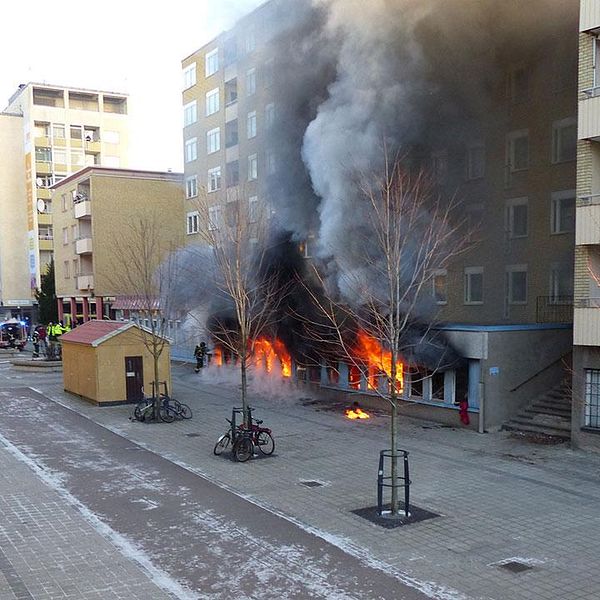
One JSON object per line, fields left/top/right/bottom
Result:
{"left": 60, "top": 320, "right": 158, "bottom": 347}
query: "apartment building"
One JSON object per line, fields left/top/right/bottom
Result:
{"left": 573, "top": 0, "right": 600, "bottom": 449}
{"left": 51, "top": 167, "right": 184, "bottom": 334}
{"left": 181, "top": 1, "right": 280, "bottom": 241}
{"left": 0, "top": 83, "right": 130, "bottom": 318}
{"left": 182, "top": 1, "right": 579, "bottom": 431}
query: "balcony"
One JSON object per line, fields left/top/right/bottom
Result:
{"left": 575, "top": 304, "right": 600, "bottom": 345}
{"left": 38, "top": 237, "right": 53, "bottom": 251}
{"left": 37, "top": 213, "right": 52, "bottom": 226}
{"left": 35, "top": 161, "right": 51, "bottom": 174}
{"left": 536, "top": 296, "right": 573, "bottom": 324}
{"left": 581, "top": 0, "right": 600, "bottom": 32}
{"left": 84, "top": 140, "right": 101, "bottom": 153}
{"left": 578, "top": 95, "right": 600, "bottom": 140}
{"left": 577, "top": 195, "right": 600, "bottom": 244}
{"left": 76, "top": 274, "right": 94, "bottom": 291}
{"left": 75, "top": 237, "right": 93, "bottom": 255}
{"left": 74, "top": 200, "right": 92, "bottom": 219}
{"left": 37, "top": 188, "right": 51, "bottom": 200}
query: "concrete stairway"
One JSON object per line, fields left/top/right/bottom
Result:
{"left": 503, "top": 381, "right": 572, "bottom": 439}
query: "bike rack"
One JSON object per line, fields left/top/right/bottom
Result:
{"left": 377, "top": 449, "right": 411, "bottom": 518}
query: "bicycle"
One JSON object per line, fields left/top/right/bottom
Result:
{"left": 132, "top": 394, "right": 173, "bottom": 423}
{"left": 160, "top": 394, "right": 193, "bottom": 420}
{"left": 214, "top": 407, "right": 274, "bottom": 461}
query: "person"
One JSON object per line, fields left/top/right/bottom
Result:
{"left": 194, "top": 342, "right": 208, "bottom": 373}
{"left": 32, "top": 330, "right": 40, "bottom": 358}
{"left": 37, "top": 324, "right": 47, "bottom": 349}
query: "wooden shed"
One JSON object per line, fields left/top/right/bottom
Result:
{"left": 61, "top": 320, "right": 171, "bottom": 405}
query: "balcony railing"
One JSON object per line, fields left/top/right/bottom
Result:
{"left": 76, "top": 274, "right": 94, "bottom": 290}
{"left": 536, "top": 296, "right": 573, "bottom": 323}
{"left": 75, "top": 237, "right": 93, "bottom": 255}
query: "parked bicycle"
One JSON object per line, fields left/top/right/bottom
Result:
{"left": 161, "top": 394, "right": 193, "bottom": 421}
{"left": 214, "top": 407, "right": 274, "bottom": 462}
{"left": 132, "top": 395, "right": 172, "bottom": 423}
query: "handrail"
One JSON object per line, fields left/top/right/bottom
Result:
{"left": 509, "top": 352, "right": 570, "bottom": 393}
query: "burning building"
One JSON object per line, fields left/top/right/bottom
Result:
{"left": 180, "top": 0, "right": 578, "bottom": 432}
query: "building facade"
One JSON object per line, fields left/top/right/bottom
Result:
{"left": 572, "top": 0, "right": 600, "bottom": 449}
{"left": 0, "top": 83, "right": 130, "bottom": 318}
{"left": 51, "top": 167, "right": 184, "bottom": 337}
{"left": 182, "top": 1, "right": 579, "bottom": 432}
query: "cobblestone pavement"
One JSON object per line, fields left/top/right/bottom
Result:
{"left": 2, "top": 358, "right": 600, "bottom": 599}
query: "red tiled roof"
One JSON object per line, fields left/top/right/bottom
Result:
{"left": 60, "top": 320, "right": 131, "bottom": 346}
{"left": 111, "top": 295, "right": 161, "bottom": 310}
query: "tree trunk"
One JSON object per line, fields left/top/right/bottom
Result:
{"left": 389, "top": 353, "right": 399, "bottom": 515}
{"left": 153, "top": 342, "right": 161, "bottom": 421}
{"left": 241, "top": 352, "right": 248, "bottom": 426}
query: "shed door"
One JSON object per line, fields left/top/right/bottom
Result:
{"left": 125, "top": 356, "right": 144, "bottom": 402}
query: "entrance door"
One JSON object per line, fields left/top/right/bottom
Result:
{"left": 125, "top": 356, "right": 144, "bottom": 402}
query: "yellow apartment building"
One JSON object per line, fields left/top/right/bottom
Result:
{"left": 572, "top": 0, "right": 600, "bottom": 449}
{"left": 0, "top": 83, "right": 130, "bottom": 319}
{"left": 51, "top": 167, "right": 184, "bottom": 334}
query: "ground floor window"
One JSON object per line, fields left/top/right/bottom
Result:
{"left": 584, "top": 369, "right": 600, "bottom": 428}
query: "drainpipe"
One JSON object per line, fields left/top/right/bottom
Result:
{"left": 478, "top": 381, "right": 485, "bottom": 434}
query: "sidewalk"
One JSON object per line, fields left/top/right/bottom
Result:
{"left": 0, "top": 429, "right": 178, "bottom": 600}
{"left": 11, "top": 361, "right": 600, "bottom": 600}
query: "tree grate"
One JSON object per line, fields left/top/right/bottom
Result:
{"left": 499, "top": 561, "right": 534, "bottom": 573}
{"left": 299, "top": 480, "right": 324, "bottom": 488}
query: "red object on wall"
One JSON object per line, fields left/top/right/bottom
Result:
{"left": 459, "top": 400, "right": 470, "bottom": 425}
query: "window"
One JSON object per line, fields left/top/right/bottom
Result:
{"left": 506, "top": 66, "right": 528, "bottom": 102}
{"left": 62, "top": 227, "right": 69, "bottom": 245}
{"left": 208, "top": 167, "right": 221, "bottom": 192}
{"left": 35, "top": 147, "right": 52, "bottom": 162}
{"left": 594, "top": 38, "right": 600, "bottom": 89}
{"left": 223, "top": 38, "right": 237, "bottom": 66}
{"left": 225, "top": 120, "right": 238, "bottom": 149}
{"left": 551, "top": 190, "right": 575, "bottom": 234}
{"left": 433, "top": 270, "right": 447, "bottom": 304}
{"left": 226, "top": 160, "right": 239, "bottom": 187}
{"left": 246, "top": 68, "right": 256, "bottom": 96}
{"left": 206, "top": 128, "right": 220, "bottom": 154}
{"left": 550, "top": 263, "right": 573, "bottom": 301}
{"left": 206, "top": 89, "right": 219, "bottom": 116}
{"left": 61, "top": 194, "right": 67, "bottom": 212}
{"left": 53, "top": 149, "right": 67, "bottom": 164}
{"left": 185, "top": 138, "right": 198, "bottom": 162}
{"left": 465, "top": 203, "right": 484, "bottom": 242}
{"left": 264, "top": 58, "right": 274, "bottom": 87}
{"left": 184, "top": 101, "right": 197, "bottom": 126}
{"left": 208, "top": 205, "right": 222, "bottom": 230}
{"left": 183, "top": 63, "right": 196, "bottom": 89}
{"left": 34, "top": 121, "right": 50, "bottom": 137}
{"left": 247, "top": 111, "right": 257, "bottom": 139}
{"left": 186, "top": 175, "right": 198, "bottom": 199}
{"left": 248, "top": 154, "right": 258, "bottom": 180}
{"left": 464, "top": 267, "right": 483, "bottom": 304}
{"left": 249, "top": 195, "right": 258, "bottom": 222}
{"left": 265, "top": 103, "right": 275, "bottom": 128}
{"left": 552, "top": 118, "right": 577, "bottom": 163}
{"left": 506, "top": 265, "right": 527, "bottom": 304}
{"left": 52, "top": 123, "right": 65, "bottom": 139}
{"left": 465, "top": 144, "right": 485, "bottom": 180}
{"left": 71, "top": 149, "right": 84, "bottom": 166}
{"left": 225, "top": 78, "right": 238, "bottom": 105}
{"left": 266, "top": 150, "right": 276, "bottom": 175}
{"left": 245, "top": 29, "right": 256, "bottom": 53}
{"left": 506, "top": 130, "right": 529, "bottom": 172}
{"left": 505, "top": 198, "right": 528, "bottom": 239}
{"left": 71, "top": 224, "right": 78, "bottom": 241}
{"left": 585, "top": 369, "right": 600, "bottom": 428}
{"left": 186, "top": 211, "right": 199, "bottom": 235}
{"left": 205, "top": 48, "right": 219, "bottom": 77}
{"left": 70, "top": 125, "right": 83, "bottom": 140}
{"left": 431, "top": 151, "right": 448, "bottom": 182}
{"left": 73, "top": 259, "right": 79, "bottom": 278}
{"left": 103, "top": 130, "right": 120, "bottom": 144}
{"left": 63, "top": 260, "right": 70, "bottom": 279}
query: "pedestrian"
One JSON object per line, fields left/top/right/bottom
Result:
{"left": 32, "top": 330, "right": 40, "bottom": 358}
{"left": 37, "top": 324, "right": 47, "bottom": 349}
{"left": 194, "top": 342, "right": 208, "bottom": 373}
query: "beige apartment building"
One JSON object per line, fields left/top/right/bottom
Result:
{"left": 182, "top": 1, "right": 579, "bottom": 432}
{"left": 0, "top": 83, "right": 130, "bottom": 319}
{"left": 51, "top": 167, "right": 184, "bottom": 332}
{"left": 573, "top": 0, "right": 600, "bottom": 449}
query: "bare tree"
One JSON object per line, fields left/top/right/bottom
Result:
{"left": 192, "top": 187, "right": 288, "bottom": 425}
{"left": 107, "top": 213, "right": 181, "bottom": 417}
{"left": 300, "top": 148, "right": 470, "bottom": 515}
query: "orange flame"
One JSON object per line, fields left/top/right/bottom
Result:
{"left": 252, "top": 337, "right": 292, "bottom": 377}
{"left": 213, "top": 347, "right": 223, "bottom": 366}
{"left": 345, "top": 406, "right": 371, "bottom": 420}
{"left": 353, "top": 330, "right": 403, "bottom": 392}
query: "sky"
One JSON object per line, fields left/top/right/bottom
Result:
{"left": 1, "top": 0, "right": 267, "bottom": 173}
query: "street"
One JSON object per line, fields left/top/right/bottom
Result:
{"left": 0, "top": 358, "right": 599, "bottom": 599}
